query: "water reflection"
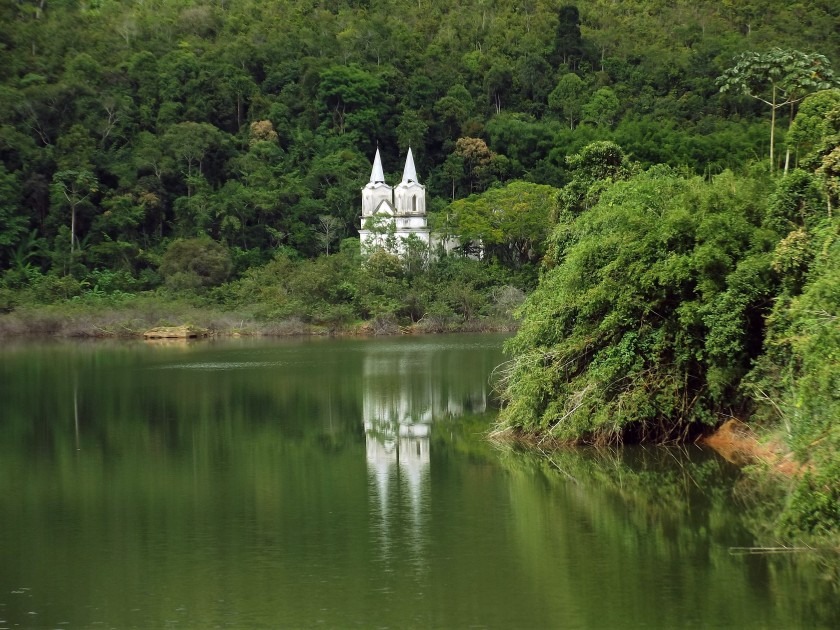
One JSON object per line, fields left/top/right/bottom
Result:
{"left": 3, "top": 336, "right": 837, "bottom": 628}
{"left": 362, "top": 341, "right": 492, "bottom": 579}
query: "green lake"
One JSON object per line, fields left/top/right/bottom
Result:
{"left": 0, "top": 333, "right": 837, "bottom": 628}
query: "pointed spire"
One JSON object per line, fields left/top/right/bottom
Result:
{"left": 369, "top": 148, "right": 385, "bottom": 184}
{"left": 401, "top": 147, "right": 419, "bottom": 184}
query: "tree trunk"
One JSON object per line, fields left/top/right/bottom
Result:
{"left": 770, "top": 84, "right": 776, "bottom": 172}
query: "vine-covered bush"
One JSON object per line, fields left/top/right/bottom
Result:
{"left": 499, "top": 164, "right": 778, "bottom": 443}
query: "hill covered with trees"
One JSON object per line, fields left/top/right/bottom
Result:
{"left": 1, "top": 0, "right": 838, "bottom": 282}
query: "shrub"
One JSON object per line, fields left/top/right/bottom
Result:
{"left": 159, "top": 238, "right": 232, "bottom": 291}
{"left": 499, "top": 167, "right": 777, "bottom": 443}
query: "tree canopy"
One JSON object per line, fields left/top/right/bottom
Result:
{"left": 0, "top": 0, "right": 838, "bottom": 284}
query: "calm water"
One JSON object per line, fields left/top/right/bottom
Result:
{"left": 0, "top": 334, "right": 837, "bottom": 628}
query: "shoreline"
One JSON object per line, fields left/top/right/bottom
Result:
{"left": 490, "top": 418, "right": 803, "bottom": 476}
{"left": 0, "top": 301, "right": 518, "bottom": 341}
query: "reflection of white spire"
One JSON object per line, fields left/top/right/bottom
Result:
{"left": 366, "top": 433, "right": 396, "bottom": 513}
{"left": 401, "top": 147, "right": 418, "bottom": 184}
{"left": 369, "top": 147, "right": 386, "bottom": 184}
{"left": 399, "top": 434, "right": 430, "bottom": 517}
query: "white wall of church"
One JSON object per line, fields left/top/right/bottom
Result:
{"left": 362, "top": 184, "right": 393, "bottom": 217}
{"left": 394, "top": 184, "right": 426, "bottom": 214}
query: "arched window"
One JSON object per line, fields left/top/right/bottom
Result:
{"left": 412, "top": 195, "right": 417, "bottom": 212}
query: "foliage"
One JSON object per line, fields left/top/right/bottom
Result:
{"left": 717, "top": 49, "right": 838, "bottom": 171}
{"left": 444, "top": 181, "right": 559, "bottom": 267}
{"left": 553, "top": 140, "right": 634, "bottom": 221}
{"left": 751, "top": 219, "right": 840, "bottom": 538}
{"left": 787, "top": 89, "right": 840, "bottom": 166}
{"left": 499, "top": 164, "right": 777, "bottom": 443}
{"left": 159, "top": 238, "right": 232, "bottom": 291}
{"left": 211, "top": 238, "right": 525, "bottom": 330}
{"left": 2, "top": 0, "right": 838, "bottom": 289}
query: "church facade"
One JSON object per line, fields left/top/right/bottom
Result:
{"left": 359, "top": 147, "right": 432, "bottom": 252}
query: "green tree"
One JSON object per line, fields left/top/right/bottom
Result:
{"left": 500, "top": 167, "right": 776, "bottom": 442}
{"left": 717, "top": 49, "right": 837, "bottom": 172}
{"left": 516, "top": 54, "right": 554, "bottom": 112}
{"left": 317, "top": 64, "right": 385, "bottom": 139}
{"left": 445, "top": 181, "right": 559, "bottom": 267}
{"left": 485, "top": 60, "right": 514, "bottom": 114}
{"left": 581, "top": 87, "right": 619, "bottom": 128}
{"left": 787, "top": 89, "right": 840, "bottom": 168}
{"left": 439, "top": 153, "right": 465, "bottom": 200}
{"left": 434, "top": 84, "right": 475, "bottom": 139}
{"left": 50, "top": 169, "right": 98, "bottom": 257}
{"left": 161, "top": 122, "right": 227, "bottom": 196}
{"left": 552, "top": 5, "right": 584, "bottom": 69}
{"left": 548, "top": 73, "right": 586, "bottom": 129}
{"left": 556, "top": 141, "right": 634, "bottom": 218}
{"left": 159, "top": 237, "right": 232, "bottom": 291}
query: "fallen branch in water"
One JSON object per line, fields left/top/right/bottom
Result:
{"left": 728, "top": 543, "right": 828, "bottom": 555}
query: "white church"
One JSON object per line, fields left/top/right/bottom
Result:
{"left": 359, "top": 147, "right": 440, "bottom": 253}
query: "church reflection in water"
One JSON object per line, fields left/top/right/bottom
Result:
{"left": 363, "top": 341, "right": 491, "bottom": 569}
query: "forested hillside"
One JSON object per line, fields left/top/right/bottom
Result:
{"left": 1, "top": 0, "right": 838, "bottom": 282}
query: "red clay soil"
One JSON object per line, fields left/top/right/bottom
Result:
{"left": 700, "top": 419, "right": 802, "bottom": 475}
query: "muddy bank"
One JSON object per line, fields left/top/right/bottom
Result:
{"left": 698, "top": 419, "right": 802, "bottom": 475}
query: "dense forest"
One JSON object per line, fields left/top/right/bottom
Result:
{"left": 1, "top": 0, "right": 839, "bottom": 538}
{"left": 0, "top": 0, "right": 838, "bottom": 283}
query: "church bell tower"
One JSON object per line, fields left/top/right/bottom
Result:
{"left": 361, "top": 148, "right": 393, "bottom": 218}
{"left": 359, "top": 147, "right": 430, "bottom": 253}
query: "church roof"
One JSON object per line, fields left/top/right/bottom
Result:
{"left": 401, "top": 147, "right": 419, "bottom": 185}
{"left": 369, "top": 148, "right": 386, "bottom": 184}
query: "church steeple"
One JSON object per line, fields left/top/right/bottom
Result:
{"left": 394, "top": 146, "right": 425, "bottom": 215}
{"left": 362, "top": 147, "right": 393, "bottom": 217}
{"left": 401, "top": 147, "right": 418, "bottom": 184}
{"left": 369, "top": 147, "right": 386, "bottom": 184}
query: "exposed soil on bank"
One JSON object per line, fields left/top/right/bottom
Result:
{"left": 491, "top": 419, "right": 804, "bottom": 477}
{"left": 698, "top": 419, "right": 803, "bottom": 476}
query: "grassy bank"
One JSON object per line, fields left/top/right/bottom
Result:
{"left": 0, "top": 240, "right": 529, "bottom": 339}
{"left": 0, "top": 296, "right": 518, "bottom": 340}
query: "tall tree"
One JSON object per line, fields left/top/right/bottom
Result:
{"left": 317, "top": 64, "right": 385, "bottom": 138}
{"left": 717, "top": 49, "right": 837, "bottom": 172}
{"left": 553, "top": 5, "right": 584, "bottom": 69}
{"left": 549, "top": 73, "right": 586, "bottom": 129}
{"left": 445, "top": 180, "right": 559, "bottom": 267}
{"left": 161, "top": 122, "right": 227, "bottom": 195}
{"left": 315, "top": 214, "right": 343, "bottom": 255}
{"left": 582, "top": 87, "right": 619, "bottom": 128}
{"left": 51, "top": 169, "right": 98, "bottom": 257}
